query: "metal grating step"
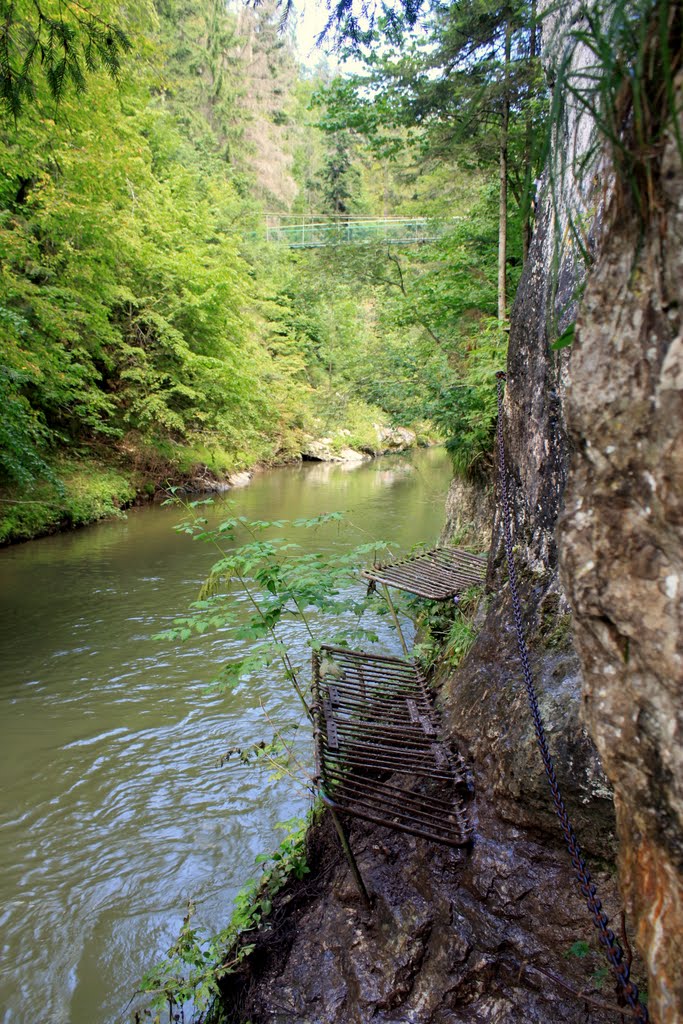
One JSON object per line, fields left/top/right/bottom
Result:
{"left": 312, "top": 645, "right": 473, "bottom": 848}
{"left": 361, "top": 546, "right": 487, "bottom": 600}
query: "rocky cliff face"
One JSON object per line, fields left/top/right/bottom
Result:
{"left": 440, "top": 476, "right": 492, "bottom": 550}
{"left": 558, "top": 69, "right": 683, "bottom": 1024}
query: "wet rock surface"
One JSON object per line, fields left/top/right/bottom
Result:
{"left": 440, "top": 477, "right": 493, "bottom": 551}
{"left": 231, "top": 795, "right": 626, "bottom": 1024}
{"left": 438, "top": 588, "right": 615, "bottom": 862}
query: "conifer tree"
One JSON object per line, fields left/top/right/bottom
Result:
{"left": 317, "top": 0, "right": 545, "bottom": 318}
{"left": 0, "top": 0, "right": 133, "bottom": 118}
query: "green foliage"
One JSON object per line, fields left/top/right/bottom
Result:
{"left": 0, "top": 0, "right": 134, "bottom": 119}
{"left": 548, "top": 0, "right": 682, "bottom": 263}
{"left": 0, "top": 0, "right": 522, "bottom": 538}
{"left": 565, "top": 939, "right": 591, "bottom": 959}
{"left": 0, "top": 63, "right": 271, "bottom": 443}
{"left": 0, "top": 0, "right": 522, "bottom": 548}
{"left": 0, "top": 362, "right": 54, "bottom": 486}
{"left": 316, "top": 0, "right": 547, "bottom": 246}
{"left": 137, "top": 816, "right": 311, "bottom": 1023}
{"left": 255, "top": 239, "right": 448, "bottom": 442}
{"left": 157, "top": 500, "right": 392, "bottom": 711}
{"left": 411, "top": 581, "right": 484, "bottom": 672}
{"left": 0, "top": 459, "right": 134, "bottom": 543}
{"left": 591, "top": 966, "right": 609, "bottom": 990}
{"left": 318, "top": 130, "right": 364, "bottom": 215}
{"left": 265, "top": 166, "right": 512, "bottom": 471}
{"left": 432, "top": 318, "right": 507, "bottom": 481}
{"left": 550, "top": 323, "right": 575, "bottom": 351}
{"left": 0, "top": 0, "right": 316, "bottom": 535}
{"left": 268, "top": 131, "right": 518, "bottom": 477}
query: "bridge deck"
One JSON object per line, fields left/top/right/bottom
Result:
{"left": 363, "top": 547, "right": 487, "bottom": 600}
{"left": 263, "top": 215, "right": 458, "bottom": 248}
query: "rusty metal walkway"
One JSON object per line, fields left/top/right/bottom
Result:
{"left": 362, "top": 547, "right": 486, "bottom": 601}
{"left": 312, "top": 645, "right": 472, "bottom": 849}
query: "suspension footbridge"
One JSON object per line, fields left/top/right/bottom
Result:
{"left": 263, "top": 214, "right": 458, "bottom": 248}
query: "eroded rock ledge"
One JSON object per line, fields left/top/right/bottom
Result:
{"left": 224, "top": 578, "right": 629, "bottom": 1024}
{"left": 231, "top": 798, "right": 623, "bottom": 1024}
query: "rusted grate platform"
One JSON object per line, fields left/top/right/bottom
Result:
{"left": 361, "top": 547, "right": 486, "bottom": 600}
{"left": 312, "top": 645, "right": 472, "bottom": 847}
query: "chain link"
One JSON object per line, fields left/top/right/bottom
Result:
{"left": 495, "top": 371, "right": 648, "bottom": 1023}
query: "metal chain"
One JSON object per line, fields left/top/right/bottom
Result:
{"left": 495, "top": 371, "right": 648, "bottom": 1022}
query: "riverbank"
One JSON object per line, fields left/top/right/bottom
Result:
{"left": 0, "top": 418, "right": 437, "bottom": 546}
{"left": 0, "top": 447, "right": 455, "bottom": 1024}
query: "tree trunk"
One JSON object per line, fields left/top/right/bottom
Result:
{"left": 522, "top": 0, "right": 538, "bottom": 264}
{"left": 498, "top": 20, "right": 511, "bottom": 323}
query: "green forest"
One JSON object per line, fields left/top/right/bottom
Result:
{"left": 0, "top": 0, "right": 544, "bottom": 543}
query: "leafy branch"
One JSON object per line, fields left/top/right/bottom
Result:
{"left": 157, "top": 496, "right": 394, "bottom": 717}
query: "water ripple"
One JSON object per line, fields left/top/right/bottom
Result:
{"left": 0, "top": 448, "right": 452, "bottom": 1024}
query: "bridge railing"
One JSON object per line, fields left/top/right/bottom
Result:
{"left": 263, "top": 215, "right": 458, "bottom": 248}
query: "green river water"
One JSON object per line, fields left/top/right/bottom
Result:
{"left": 0, "top": 448, "right": 454, "bottom": 1024}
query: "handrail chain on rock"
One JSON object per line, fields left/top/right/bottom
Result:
{"left": 495, "top": 371, "right": 648, "bottom": 1023}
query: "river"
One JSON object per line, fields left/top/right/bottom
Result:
{"left": 0, "top": 448, "right": 453, "bottom": 1024}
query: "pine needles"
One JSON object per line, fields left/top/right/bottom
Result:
{"left": 0, "top": 0, "right": 131, "bottom": 119}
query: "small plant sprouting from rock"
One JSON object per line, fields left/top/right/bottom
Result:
{"left": 412, "top": 584, "right": 485, "bottom": 672}
{"left": 544, "top": 612, "right": 573, "bottom": 650}
{"left": 548, "top": 0, "right": 683, "bottom": 268}
{"left": 135, "top": 817, "right": 310, "bottom": 1023}
{"left": 565, "top": 939, "right": 591, "bottom": 959}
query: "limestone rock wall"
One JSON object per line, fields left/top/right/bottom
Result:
{"left": 558, "top": 72, "right": 683, "bottom": 1024}
{"left": 440, "top": 476, "right": 493, "bottom": 550}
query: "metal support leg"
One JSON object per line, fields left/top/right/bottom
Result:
{"left": 382, "top": 583, "right": 409, "bottom": 656}
{"left": 329, "top": 809, "right": 371, "bottom": 909}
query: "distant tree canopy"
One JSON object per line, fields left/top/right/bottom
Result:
{"left": 315, "top": 0, "right": 544, "bottom": 319}
{"left": 0, "top": 0, "right": 527, "bottom": 535}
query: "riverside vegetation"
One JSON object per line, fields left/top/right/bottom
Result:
{"left": 0, "top": 0, "right": 527, "bottom": 544}
{"left": 137, "top": 499, "right": 486, "bottom": 1022}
